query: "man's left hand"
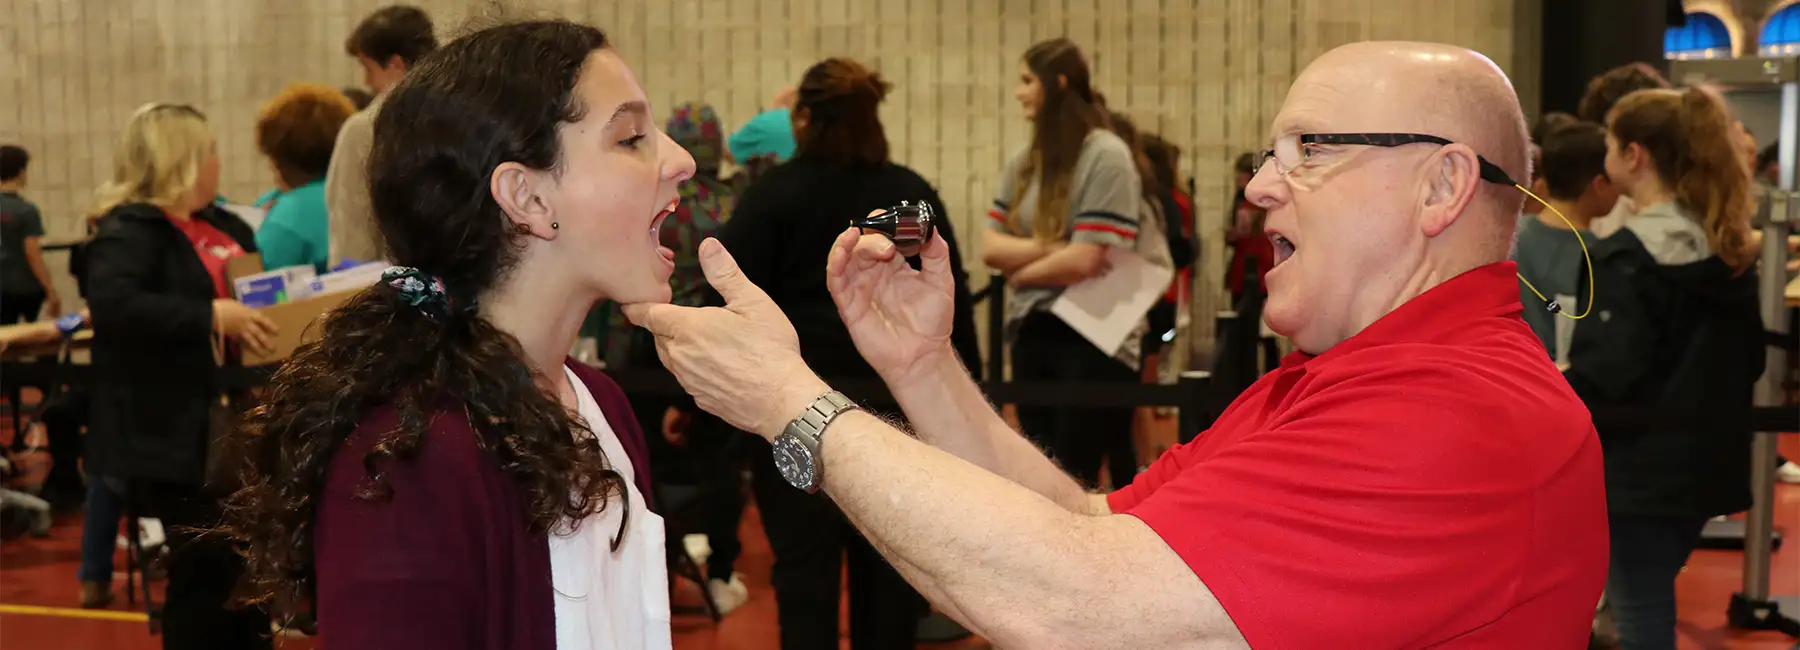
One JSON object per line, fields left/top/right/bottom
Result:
{"left": 622, "top": 238, "right": 828, "bottom": 439}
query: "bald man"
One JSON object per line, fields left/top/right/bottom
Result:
{"left": 627, "top": 42, "right": 1606, "bottom": 648}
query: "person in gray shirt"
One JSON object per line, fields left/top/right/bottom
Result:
{"left": 0, "top": 145, "right": 57, "bottom": 322}
{"left": 1514, "top": 121, "right": 1617, "bottom": 361}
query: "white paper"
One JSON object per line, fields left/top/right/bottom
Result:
{"left": 1048, "top": 247, "right": 1174, "bottom": 356}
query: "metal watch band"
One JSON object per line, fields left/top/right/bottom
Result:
{"left": 786, "top": 391, "right": 857, "bottom": 446}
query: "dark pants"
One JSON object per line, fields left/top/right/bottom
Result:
{"left": 1607, "top": 514, "right": 1709, "bottom": 650}
{"left": 77, "top": 475, "right": 124, "bottom": 583}
{"left": 629, "top": 394, "right": 744, "bottom": 580}
{"left": 1012, "top": 312, "right": 1139, "bottom": 489}
{"left": 0, "top": 290, "right": 45, "bottom": 324}
{"left": 752, "top": 440, "right": 925, "bottom": 650}
{"left": 143, "top": 482, "right": 272, "bottom": 650}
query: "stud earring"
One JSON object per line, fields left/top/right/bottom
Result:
{"left": 551, "top": 222, "right": 559, "bottom": 230}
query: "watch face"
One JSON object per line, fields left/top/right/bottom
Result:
{"left": 772, "top": 435, "right": 816, "bottom": 490}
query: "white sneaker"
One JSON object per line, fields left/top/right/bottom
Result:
{"left": 115, "top": 517, "right": 166, "bottom": 551}
{"left": 683, "top": 533, "right": 712, "bottom": 567}
{"left": 1778, "top": 461, "right": 1800, "bottom": 485}
{"left": 707, "top": 574, "right": 749, "bottom": 616}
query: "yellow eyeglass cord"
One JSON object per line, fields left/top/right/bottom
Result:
{"left": 1512, "top": 183, "right": 1595, "bottom": 320}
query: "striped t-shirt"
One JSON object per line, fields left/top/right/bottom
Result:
{"left": 987, "top": 129, "right": 1172, "bottom": 368}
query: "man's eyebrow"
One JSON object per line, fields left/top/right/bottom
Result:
{"left": 606, "top": 100, "right": 649, "bottom": 126}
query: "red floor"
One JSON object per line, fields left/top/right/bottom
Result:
{"left": 3, "top": 421, "right": 1798, "bottom": 649}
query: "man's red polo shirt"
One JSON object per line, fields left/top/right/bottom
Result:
{"left": 1109, "top": 262, "right": 1607, "bottom": 649}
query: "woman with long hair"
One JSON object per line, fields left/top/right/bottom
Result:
{"left": 710, "top": 56, "right": 983, "bottom": 650}
{"left": 220, "top": 20, "right": 696, "bottom": 649}
{"left": 84, "top": 102, "right": 277, "bottom": 648}
{"left": 1563, "top": 85, "right": 1764, "bottom": 650}
{"left": 982, "top": 38, "right": 1171, "bottom": 489}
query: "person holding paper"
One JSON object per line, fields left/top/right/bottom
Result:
{"left": 627, "top": 41, "right": 1605, "bottom": 649}
{"left": 981, "top": 38, "right": 1172, "bottom": 488}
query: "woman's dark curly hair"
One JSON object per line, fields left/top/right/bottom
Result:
{"left": 218, "top": 19, "right": 630, "bottom": 614}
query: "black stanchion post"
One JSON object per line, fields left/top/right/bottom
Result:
{"left": 1177, "top": 370, "right": 1211, "bottom": 445}
{"left": 985, "top": 270, "right": 1005, "bottom": 382}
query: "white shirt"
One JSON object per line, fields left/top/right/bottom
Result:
{"left": 549, "top": 366, "right": 671, "bottom": 650}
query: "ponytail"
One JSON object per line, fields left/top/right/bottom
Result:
{"left": 1608, "top": 86, "right": 1757, "bottom": 272}
{"left": 1674, "top": 86, "right": 1756, "bottom": 272}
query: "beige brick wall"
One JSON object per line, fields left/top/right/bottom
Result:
{"left": 1, "top": 0, "right": 1531, "bottom": 354}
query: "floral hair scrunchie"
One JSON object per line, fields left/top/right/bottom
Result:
{"left": 382, "top": 266, "right": 453, "bottom": 320}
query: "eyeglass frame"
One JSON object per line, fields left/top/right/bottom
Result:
{"left": 1255, "top": 133, "right": 1518, "bottom": 187}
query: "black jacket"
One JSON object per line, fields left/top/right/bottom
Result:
{"left": 85, "top": 202, "right": 257, "bottom": 486}
{"left": 713, "top": 158, "right": 984, "bottom": 388}
{"left": 1563, "top": 228, "right": 1764, "bottom": 518}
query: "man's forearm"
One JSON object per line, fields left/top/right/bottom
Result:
{"left": 817, "top": 410, "right": 1114, "bottom": 647}
{"left": 886, "top": 350, "right": 1095, "bottom": 514}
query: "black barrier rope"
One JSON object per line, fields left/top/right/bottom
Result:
{"left": 1, "top": 360, "right": 1792, "bottom": 435}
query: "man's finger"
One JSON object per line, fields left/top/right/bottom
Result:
{"left": 916, "top": 231, "right": 951, "bottom": 281}
{"left": 826, "top": 227, "right": 860, "bottom": 294}
{"left": 852, "top": 233, "right": 898, "bottom": 264}
{"left": 622, "top": 302, "right": 685, "bottom": 337}
{"left": 698, "top": 238, "right": 773, "bottom": 309}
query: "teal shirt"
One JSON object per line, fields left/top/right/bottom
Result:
{"left": 728, "top": 108, "right": 796, "bottom": 162}
{"left": 255, "top": 180, "right": 332, "bottom": 273}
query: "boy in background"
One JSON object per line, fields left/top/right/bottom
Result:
{"left": 1515, "top": 121, "right": 1618, "bottom": 363}
{"left": 0, "top": 145, "right": 56, "bottom": 323}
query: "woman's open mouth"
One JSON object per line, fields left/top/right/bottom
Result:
{"left": 653, "top": 199, "right": 678, "bottom": 265}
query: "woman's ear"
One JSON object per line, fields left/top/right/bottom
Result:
{"left": 490, "top": 162, "right": 559, "bottom": 240}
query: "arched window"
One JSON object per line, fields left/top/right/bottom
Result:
{"left": 1762, "top": 3, "right": 1800, "bottom": 57}
{"left": 1665, "top": 11, "right": 1733, "bottom": 60}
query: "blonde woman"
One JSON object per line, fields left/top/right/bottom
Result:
{"left": 82, "top": 103, "right": 276, "bottom": 649}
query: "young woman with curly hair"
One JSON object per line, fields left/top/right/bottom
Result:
{"left": 220, "top": 19, "right": 695, "bottom": 650}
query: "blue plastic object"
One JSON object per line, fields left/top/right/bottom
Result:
{"left": 54, "top": 312, "right": 86, "bottom": 336}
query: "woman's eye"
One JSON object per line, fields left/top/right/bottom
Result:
{"left": 620, "top": 133, "right": 647, "bottom": 149}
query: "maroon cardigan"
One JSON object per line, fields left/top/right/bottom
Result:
{"left": 313, "top": 359, "right": 653, "bottom": 650}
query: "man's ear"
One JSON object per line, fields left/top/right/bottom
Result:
{"left": 384, "top": 54, "right": 407, "bottom": 74}
{"left": 490, "top": 162, "right": 559, "bottom": 240}
{"left": 1420, "top": 144, "right": 1481, "bottom": 237}
{"left": 1056, "top": 74, "right": 1068, "bottom": 90}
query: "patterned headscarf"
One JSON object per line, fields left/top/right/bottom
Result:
{"left": 664, "top": 102, "right": 724, "bottom": 175}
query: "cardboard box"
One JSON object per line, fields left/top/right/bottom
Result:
{"left": 240, "top": 286, "right": 364, "bottom": 366}
{"left": 232, "top": 265, "right": 317, "bottom": 308}
{"left": 239, "top": 262, "right": 387, "bottom": 366}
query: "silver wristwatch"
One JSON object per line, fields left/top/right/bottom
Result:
{"left": 771, "top": 391, "right": 857, "bottom": 493}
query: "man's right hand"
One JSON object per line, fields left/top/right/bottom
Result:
{"left": 213, "top": 299, "right": 278, "bottom": 358}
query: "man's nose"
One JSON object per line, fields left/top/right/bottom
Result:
{"left": 1244, "top": 162, "right": 1289, "bottom": 209}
